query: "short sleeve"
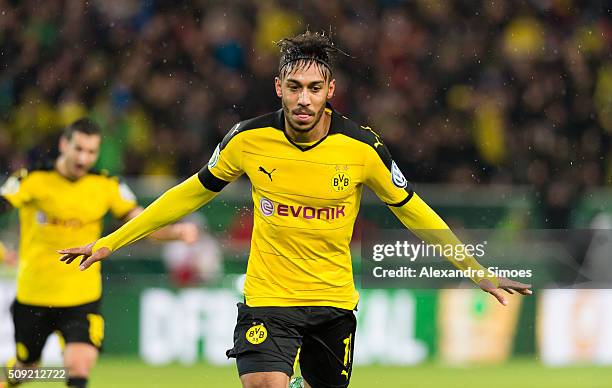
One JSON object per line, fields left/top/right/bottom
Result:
{"left": 109, "top": 178, "right": 138, "bottom": 218}
{"left": 198, "top": 123, "right": 245, "bottom": 192}
{"left": 0, "top": 169, "right": 32, "bottom": 209}
{"left": 363, "top": 141, "right": 413, "bottom": 207}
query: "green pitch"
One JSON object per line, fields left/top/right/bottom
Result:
{"left": 27, "top": 357, "right": 612, "bottom": 388}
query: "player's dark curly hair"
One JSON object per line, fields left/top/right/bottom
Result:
{"left": 62, "top": 118, "right": 101, "bottom": 140}
{"left": 277, "top": 31, "right": 343, "bottom": 81}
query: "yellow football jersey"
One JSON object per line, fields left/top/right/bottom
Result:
{"left": 0, "top": 166, "right": 137, "bottom": 306}
{"left": 199, "top": 105, "right": 413, "bottom": 310}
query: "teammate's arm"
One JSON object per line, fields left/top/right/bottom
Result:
{"left": 1, "top": 169, "right": 31, "bottom": 211}
{"left": 0, "top": 241, "right": 6, "bottom": 263}
{"left": 0, "top": 171, "right": 30, "bottom": 266}
{"left": 362, "top": 136, "right": 532, "bottom": 305}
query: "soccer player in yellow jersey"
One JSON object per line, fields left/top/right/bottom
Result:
{"left": 0, "top": 119, "right": 198, "bottom": 388}
{"left": 59, "top": 32, "right": 532, "bottom": 388}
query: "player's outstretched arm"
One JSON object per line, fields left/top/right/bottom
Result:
{"left": 59, "top": 174, "right": 218, "bottom": 270}
{"left": 361, "top": 133, "right": 531, "bottom": 305}
{"left": 1, "top": 175, "right": 24, "bottom": 267}
{"left": 123, "top": 207, "right": 200, "bottom": 244}
{"left": 389, "top": 193, "right": 532, "bottom": 306}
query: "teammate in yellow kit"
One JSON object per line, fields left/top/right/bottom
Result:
{"left": 0, "top": 119, "right": 197, "bottom": 388}
{"left": 59, "top": 32, "right": 532, "bottom": 388}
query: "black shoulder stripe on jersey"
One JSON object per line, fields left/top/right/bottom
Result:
{"left": 197, "top": 167, "right": 229, "bottom": 192}
{"left": 328, "top": 105, "right": 414, "bottom": 196}
{"left": 0, "top": 196, "right": 13, "bottom": 213}
{"left": 328, "top": 107, "right": 394, "bottom": 169}
{"left": 219, "top": 111, "right": 282, "bottom": 151}
{"left": 386, "top": 191, "right": 414, "bottom": 207}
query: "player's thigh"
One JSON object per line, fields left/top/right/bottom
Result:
{"left": 240, "top": 371, "right": 289, "bottom": 388}
{"left": 300, "top": 310, "right": 356, "bottom": 388}
{"left": 10, "top": 299, "right": 55, "bottom": 364}
{"left": 226, "top": 303, "right": 302, "bottom": 378}
{"left": 55, "top": 299, "right": 104, "bottom": 351}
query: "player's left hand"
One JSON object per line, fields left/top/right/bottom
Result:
{"left": 59, "top": 242, "right": 113, "bottom": 271}
{"left": 174, "top": 222, "right": 199, "bottom": 244}
{"left": 478, "top": 277, "right": 532, "bottom": 306}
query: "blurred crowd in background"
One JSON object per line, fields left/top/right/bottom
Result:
{"left": 0, "top": 0, "right": 610, "bottom": 227}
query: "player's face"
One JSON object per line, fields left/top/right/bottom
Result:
{"left": 59, "top": 132, "right": 101, "bottom": 179}
{"left": 275, "top": 63, "right": 335, "bottom": 133}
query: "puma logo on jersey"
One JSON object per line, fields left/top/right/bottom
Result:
{"left": 258, "top": 166, "right": 276, "bottom": 181}
{"left": 361, "top": 125, "right": 383, "bottom": 148}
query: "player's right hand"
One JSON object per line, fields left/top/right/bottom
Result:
{"left": 59, "top": 242, "right": 113, "bottom": 271}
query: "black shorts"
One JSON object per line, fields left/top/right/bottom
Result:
{"left": 10, "top": 299, "right": 104, "bottom": 364}
{"left": 226, "top": 303, "right": 356, "bottom": 388}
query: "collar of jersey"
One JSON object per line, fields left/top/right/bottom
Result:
{"left": 24, "top": 158, "right": 83, "bottom": 183}
{"left": 278, "top": 102, "right": 337, "bottom": 152}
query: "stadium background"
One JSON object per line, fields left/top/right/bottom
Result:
{"left": 0, "top": 0, "right": 611, "bottom": 387}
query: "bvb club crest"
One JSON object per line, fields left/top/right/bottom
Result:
{"left": 332, "top": 165, "right": 351, "bottom": 192}
{"left": 246, "top": 323, "right": 268, "bottom": 345}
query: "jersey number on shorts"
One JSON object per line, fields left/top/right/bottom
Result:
{"left": 341, "top": 334, "right": 352, "bottom": 380}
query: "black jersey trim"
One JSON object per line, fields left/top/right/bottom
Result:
{"left": 197, "top": 167, "right": 229, "bottom": 192}
{"left": 220, "top": 111, "right": 281, "bottom": 151}
{"left": 278, "top": 106, "right": 333, "bottom": 152}
{"left": 327, "top": 105, "right": 414, "bottom": 195}
{"left": 281, "top": 128, "right": 330, "bottom": 151}
{"left": 328, "top": 109, "right": 394, "bottom": 169}
{"left": 386, "top": 191, "right": 414, "bottom": 207}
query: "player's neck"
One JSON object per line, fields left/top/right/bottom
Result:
{"left": 55, "top": 157, "right": 78, "bottom": 181}
{"left": 285, "top": 111, "right": 331, "bottom": 144}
